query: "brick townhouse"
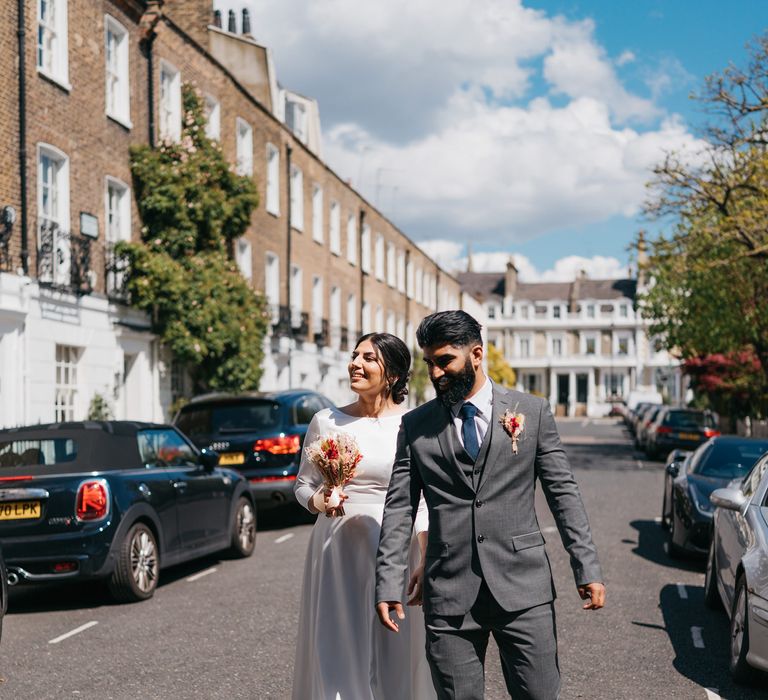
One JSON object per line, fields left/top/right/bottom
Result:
{"left": 0, "top": 0, "right": 477, "bottom": 427}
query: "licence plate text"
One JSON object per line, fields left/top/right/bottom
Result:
{"left": 219, "top": 453, "right": 245, "bottom": 466}
{"left": 0, "top": 501, "right": 41, "bottom": 520}
{"left": 678, "top": 432, "right": 700, "bottom": 441}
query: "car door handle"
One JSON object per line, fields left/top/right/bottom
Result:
{"left": 172, "top": 480, "right": 188, "bottom": 491}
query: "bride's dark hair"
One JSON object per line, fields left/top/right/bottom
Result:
{"left": 355, "top": 333, "right": 411, "bottom": 404}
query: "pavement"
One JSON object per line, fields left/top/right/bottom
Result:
{"left": 1, "top": 418, "right": 766, "bottom": 699}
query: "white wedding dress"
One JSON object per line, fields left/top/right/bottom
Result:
{"left": 292, "top": 407, "right": 436, "bottom": 700}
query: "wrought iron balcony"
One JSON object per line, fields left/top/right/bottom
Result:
{"left": 37, "top": 220, "right": 93, "bottom": 295}
{"left": 105, "top": 242, "right": 130, "bottom": 302}
{"left": 314, "top": 319, "right": 330, "bottom": 347}
{"left": 291, "top": 308, "right": 309, "bottom": 339}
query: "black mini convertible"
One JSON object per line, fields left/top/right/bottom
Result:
{"left": 0, "top": 421, "right": 256, "bottom": 602}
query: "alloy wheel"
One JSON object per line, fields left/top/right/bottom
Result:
{"left": 131, "top": 530, "right": 158, "bottom": 593}
{"left": 731, "top": 585, "right": 746, "bottom": 664}
{"left": 237, "top": 501, "right": 256, "bottom": 551}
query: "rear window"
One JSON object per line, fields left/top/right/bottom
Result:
{"left": 0, "top": 438, "right": 77, "bottom": 467}
{"left": 663, "top": 411, "right": 717, "bottom": 429}
{"left": 692, "top": 440, "right": 768, "bottom": 478}
{"left": 177, "top": 401, "right": 281, "bottom": 439}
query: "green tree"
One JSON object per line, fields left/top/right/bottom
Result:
{"left": 120, "top": 84, "right": 267, "bottom": 394}
{"left": 639, "top": 35, "right": 768, "bottom": 418}
{"left": 487, "top": 342, "right": 516, "bottom": 389}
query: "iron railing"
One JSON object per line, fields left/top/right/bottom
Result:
{"left": 37, "top": 220, "right": 93, "bottom": 295}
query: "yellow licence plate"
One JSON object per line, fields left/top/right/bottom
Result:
{"left": 219, "top": 453, "right": 245, "bottom": 466}
{"left": 679, "top": 432, "right": 700, "bottom": 441}
{"left": 0, "top": 501, "right": 41, "bottom": 520}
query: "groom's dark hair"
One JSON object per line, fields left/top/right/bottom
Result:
{"left": 416, "top": 310, "right": 482, "bottom": 349}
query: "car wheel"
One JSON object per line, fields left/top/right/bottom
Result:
{"left": 667, "top": 500, "right": 684, "bottom": 559}
{"left": 704, "top": 541, "right": 722, "bottom": 610}
{"left": 230, "top": 497, "right": 256, "bottom": 558}
{"left": 108, "top": 522, "right": 159, "bottom": 603}
{"left": 730, "top": 575, "right": 756, "bottom": 684}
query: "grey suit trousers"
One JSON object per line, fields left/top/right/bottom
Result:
{"left": 424, "top": 581, "right": 560, "bottom": 700}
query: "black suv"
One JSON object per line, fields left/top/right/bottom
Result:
{"left": 174, "top": 391, "right": 335, "bottom": 506}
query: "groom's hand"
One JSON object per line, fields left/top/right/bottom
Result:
{"left": 376, "top": 601, "right": 405, "bottom": 632}
{"left": 578, "top": 582, "right": 606, "bottom": 610}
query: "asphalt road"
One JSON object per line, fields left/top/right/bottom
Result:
{"left": 2, "top": 418, "right": 767, "bottom": 699}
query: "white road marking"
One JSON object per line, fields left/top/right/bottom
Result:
{"left": 542, "top": 526, "right": 558, "bottom": 534}
{"left": 677, "top": 583, "right": 688, "bottom": 599}
{"left": 186, "top": 567, "right": 218, "bottom": 582}
{"left": 49, "top": 621, "right": 98, "bottom": 645}
{"left": 691, "top": 626, "right": 705, "bottom": 649}
{"left": 704, "top": 689, "right": 721, "bottom": 700}
{"left": 636, "top": 460, "right": 644, "bottom": 469}
{"left": 274, "top": 533, "right": 295, "bottom": 544}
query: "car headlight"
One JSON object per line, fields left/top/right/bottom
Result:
{"left": 689, "top": 484, "right": 714, "bottom": 515}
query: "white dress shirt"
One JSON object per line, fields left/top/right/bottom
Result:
{"left": 451, "top": 377, "right": 493, "bottom": 450}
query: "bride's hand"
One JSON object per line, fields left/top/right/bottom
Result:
{"left": 323, "top": 488, "right": 349, "bottom": 517}
{"left": 406, "top": 564, "right": 425, "bottom": 606}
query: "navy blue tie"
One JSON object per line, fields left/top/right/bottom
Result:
{"left": 459, "top": 402, "right": 480, "bottom": 461}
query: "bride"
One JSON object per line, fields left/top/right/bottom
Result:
{"left": 292, "top": 333, "right": 436, "bottom": 700}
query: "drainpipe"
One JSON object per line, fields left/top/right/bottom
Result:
{"left": 358, "top": 209, "right": 366, "bottom": 335}
{"left": 17, "top": 0, "right": 29, "bottom": 274}
{"left": 285, "top": 144, "right": 293, "bottom": 388}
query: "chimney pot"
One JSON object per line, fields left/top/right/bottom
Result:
{"left": 242, "top": 8, "right": 252, "bottom": 35}
{"left": 228, "top": 9, "right": 237, "bottom": 33}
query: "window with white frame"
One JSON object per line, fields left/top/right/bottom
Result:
{"left": 415, "top": 267, "right": 423, "bottom": 304}
{"left": 583, "top": 335, "right": 597, "bottom": 355}
{"left": 386, "top": 311, "right": 395, "bottom": 335}
{"left": 329, "top": 201, "right": 341, "bottom": 254}
{"left": 586, "top": 303, "right": 595, "bottom": 319}
{"left": 406, "top": 322, "right": 415, "bottom": 350}
{"left": 236, "top": 238, "right": 252, "bottom": 281}
{"left": 604, "top": 372, "right": 624, "bottom": 398}
{"left": 265, "top": 252, "right": 280, "bottom": 322}
{"left": 312, "top": 185, "right": 323, "bottom": 243}
{"left": 487, "top": 305, "right": 496, "bottom": 320}
{"left": 374, "top": 234, "right": 385, "bottom": 281}
{"left": 361, "top": 224, "right": 371, "bottom": 273}
{"left": 553, "top": 304, "right": 562, "bottom": 319}
{"left": 396, "top": 315, "right": 405, "bottom": 340}
{"left": 38, "top": 145, "right": 70, "bottom": 285}
{"left": 549, "top": 334, "right": 564, "bottom": 357}
{"left": 290, "top": 265, "right": 303, "bottom": 319}
{"left": 236, "top": 118, "right": 253, "bottom": 176}
{"left": 265, "top": 143, "right": 280, "bottom": 215}
{"left": 375, "top": 305, "right": 384, "bottom": 332}
{"left": 616, "top": 335, "right": 631, "bottom": 356}
{"left": 159, "top": 61, "right": 181, "bottom": 142}
{"left": 55, "top": 344, "right": 79, "bottom": 422}
{"left": 37, "top": 0, "right": 69, "bottom": 87}
{"left": 386, "top": 243, "right": 396, "bottom": 287}
{"left": 406, "top": 260, "right": 414, "bottom": 298}
{"left": 397, "top": 251, "right": 406, "bottom": 292}
{"left": 346, "top": 214, "right": 357, "bottom": 264}
{"left": 518, "top": 336, "right": 531, "bottom": 358}
{"left": 619, "top": 303, "right": 629, "bottom": 318}
{"left": 347, "top": 293, "right": 357, "bottom": 339}
{"left": 105, "top": 178, "right": 130, "bottom": 244}
{"left": 312, "top": 276, "right": 323, "bottom": 333}
{"left": 520, "top": 303, "right": 529, "bottom": 320}
{"left": 204, "top": 95, "right": 220, "bottom": 140}
{"left": 524, "top": 374, "right": 539, "bottom": 394}
{"left": 290, "top": 165, "right": 304, "bottom": 231}
{"left": 329, "top": 286, "right": 341, "bottom": 348}
{"left": 105, "top": 15, "right": 130, "bottom": 124}
{"left": 361, "top": 301, "right": 371, "bottom": 335}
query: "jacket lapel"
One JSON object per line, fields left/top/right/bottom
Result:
{"left": 475, "top": 386, "right": 512, "bottom": 496}
{"left": 435, "top": 402, "right": 475, "bottom": 492}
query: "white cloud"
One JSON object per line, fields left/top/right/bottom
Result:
{"left": 616, "top": 50, "right": 636, "bottom": 67}
{"left": 217, "top": 0, "right": 702, "bottom": 249}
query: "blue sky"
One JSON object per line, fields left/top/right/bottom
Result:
{"left": 219, "top": 0, "right": 768, "bottom": 280}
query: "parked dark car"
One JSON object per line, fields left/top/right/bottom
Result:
{"left": 661, "top": 436, "right": 768, "bottom": 557}
{"left": 174, "top": 391, "right": 335, "bottom": 506}
{"left": 0, "top": 544, "right": 6, "bottom": 642}
{"left": 635, "top": 405, "right": 664, "bottom": 451}
{"left": 645, "top": 408, "right": 719, "bottom": 459}
{"left": 631, "top": 402, "right": 661, "bottom": 437}
{"left": 0, "top": 421, "right": 256, "bottom": 602}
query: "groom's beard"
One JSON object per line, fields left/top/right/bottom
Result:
{"left": 433, "top": 357, "right": 477, "bottom": 407}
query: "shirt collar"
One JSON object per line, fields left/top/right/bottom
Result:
{"left": 452, "top": 376, "right": 493, "bottom": 418}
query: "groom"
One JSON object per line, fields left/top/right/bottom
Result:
{"left": 375, "top": 310, "right": 605, "bottom": 700}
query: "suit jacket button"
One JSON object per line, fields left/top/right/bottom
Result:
{"left": 473, "top": 469, "right": 480, "bottom": 475}
{"left": 475, "top": 500, "right": 483, "bottom": 508}
{"left": 477, "top": 535, "right": 485, "bottom": 543}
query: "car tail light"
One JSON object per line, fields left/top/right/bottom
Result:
{"left": 703, "top": 429, "right": 720, "bottom": 438}
{"left": 656, "top": 426, "right": 673, "bottom": 434}
{"left": 52, "top": 562, "right": 78, "bottom": 573}
{"left": 0, "top": 476, "right": 34, "bottom": 482}
{"left": 76, "top": 480, "right": 110, "bottom": 521}
{"left": 253, "top": 435, "right": 301, "bottom": 455}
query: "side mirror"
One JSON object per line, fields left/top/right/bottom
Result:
{"left": 666, "top": 463, "right": 680, "bottom": 478}
{"left": 200, "top": 448, "right": 219, "bottom": 471}
{"left": 710, "top": 487, "right": 747, "bottom": 512}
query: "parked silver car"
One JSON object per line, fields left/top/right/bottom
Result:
{"left": 705, "top": 449, "right": 768, "bottom": 683}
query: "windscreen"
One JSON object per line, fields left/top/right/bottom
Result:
{"left": 692, "top": 440, "right": 768, "bottom": 478}
{"left": 0, "top": 438, "right": 78, "bottom": 468}
{"left": 177, "top": 401, "right": 281, "bottom": 439}
{"left": 664, "top": 411, "right": 717, "bottom": 429}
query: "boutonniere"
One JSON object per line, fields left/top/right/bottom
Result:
{"left": 499, "top": 405, "right": 525, "bottom": 454}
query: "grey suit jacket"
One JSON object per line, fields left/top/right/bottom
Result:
{"left": 375, "top": 384, "right": 603, "bottom": 616}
